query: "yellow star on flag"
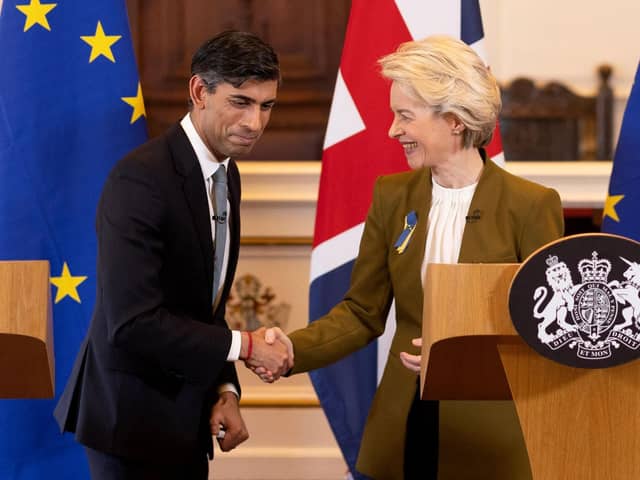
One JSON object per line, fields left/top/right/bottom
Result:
{"left": 121, "top": 82, "right": 146, "bottom": 124}
{"left": 80, "top": 21, "right": 122, "bottom": 63}
{"left": 603, "top": 194, "right": 624, "bottom": 222}
{"left": 16, "top": 0, "right": 57, "bottom": 32}
{"left": 50, "top": 262, "right": 88, "bottom": 304}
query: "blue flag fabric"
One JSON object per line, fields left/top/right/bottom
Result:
{"left": 602, "top": 62, "right": 640, "bottom": 240}
{"left": 0, "top": 1, "right": 147, "bottom": 477}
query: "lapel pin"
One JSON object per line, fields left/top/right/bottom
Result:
{"left": 394, "top": 210, "right": 418, "bottom": 254}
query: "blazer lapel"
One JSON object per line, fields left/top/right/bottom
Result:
{"left": 387, "top": 167, "right": 432, "bottom": 296}
{"left": 458, "top": 156, "right": 498, "bottom": 263}
{"left": 406, "top": 167, "right": 432, "bottom": 276}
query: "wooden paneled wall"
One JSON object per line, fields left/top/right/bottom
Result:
{"left": 126, "top": 0, "right": 351, "bottom": 160}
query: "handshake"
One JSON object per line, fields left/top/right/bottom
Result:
{"left": 240, "top": 327, "right": 293, "bottom": 383}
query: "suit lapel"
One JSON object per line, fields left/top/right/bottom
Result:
{"left": 166, "top": 124, "right": 215, "bottom": 292}
{"left": 216, "top": 159, "right": 241, "bottom": 317}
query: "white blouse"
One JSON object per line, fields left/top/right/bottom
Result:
{"left": 421, "top": 179, "right": 478, "bottom": 285}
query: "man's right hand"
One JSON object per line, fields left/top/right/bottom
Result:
{"left": 255, "top": 327, "right": 294, "bottom": 382}
{"left": 240, "top": 328, "right": 293, "bottom": 380}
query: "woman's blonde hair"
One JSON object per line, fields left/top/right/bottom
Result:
{"left": 379, "top": 35, "right": 501, "bottom": 149}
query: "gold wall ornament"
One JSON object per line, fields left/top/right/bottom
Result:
{"left": 226, "top": 274, "right": 291, "bottom": 331}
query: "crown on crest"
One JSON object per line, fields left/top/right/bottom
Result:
{"left": 578, "top": 251, "right": 611, "bottom": 283}
{"left": 546, "top": 255, "right": 559, "bottom": 267}
{"left": 545, "top": 254, "right": 568, "bottom": 275}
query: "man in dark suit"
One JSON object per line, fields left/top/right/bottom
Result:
{"left": 54, "top": 31, "right": 292, "bottom": 479}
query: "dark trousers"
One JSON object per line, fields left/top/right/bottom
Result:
{"left": 85, "top": 447, "right": 208, "bottom": 480}
{"left": 404, "top": 387, "right": 439, "bottom": 480}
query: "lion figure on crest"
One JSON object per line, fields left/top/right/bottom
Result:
{"left": 533, "top": 256, "right": 578, "bottom": 343}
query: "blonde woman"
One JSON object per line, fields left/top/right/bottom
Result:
{"left": 256, "top": 35, "right": 563, "bottom": 479}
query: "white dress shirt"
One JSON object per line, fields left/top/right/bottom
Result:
{"left": 180, "top": 114, "right": 241, "bottom": 395}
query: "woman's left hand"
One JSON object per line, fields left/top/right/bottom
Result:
{"left": 399, "top": 337, "right": 422, "bottom": 374}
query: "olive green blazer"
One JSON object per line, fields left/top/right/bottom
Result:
{"left": 289, "top": 157, "right": 564, "bottom": 479}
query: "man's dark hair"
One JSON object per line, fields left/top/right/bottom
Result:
{"left": 191, "top": 30, "right": 281, "bottom": 92}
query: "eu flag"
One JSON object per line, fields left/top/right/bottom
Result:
{"left": 0, "top": 0, "right": 146, "bottom": 477}
{"left": 602, "top": 62, "right": 640, "bottom": 240}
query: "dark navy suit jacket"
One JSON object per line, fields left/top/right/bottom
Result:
{"left": 54, "top": 123, "right": 241, "bottom": 463}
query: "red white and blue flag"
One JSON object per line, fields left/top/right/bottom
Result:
{"left": 308, "top": 1, "right": 503, "bottom": 477}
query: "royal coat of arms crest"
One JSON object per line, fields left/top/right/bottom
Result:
{"left": 510, "top": 234, "right": 640, "bottom": 368}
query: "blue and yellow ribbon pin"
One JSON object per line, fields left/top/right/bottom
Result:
{"left": 394, "top": 210, "right": 418, "bottom": 254}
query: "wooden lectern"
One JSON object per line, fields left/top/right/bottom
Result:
{"left": 0, "top": 261, "right": 54, "bottom": 398}
{"left": 421, "top": 263, "right": 640, "bottom": 479}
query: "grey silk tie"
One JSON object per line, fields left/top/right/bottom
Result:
{"left": 211, "top": 165, "right": 227, "bottom": 305}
